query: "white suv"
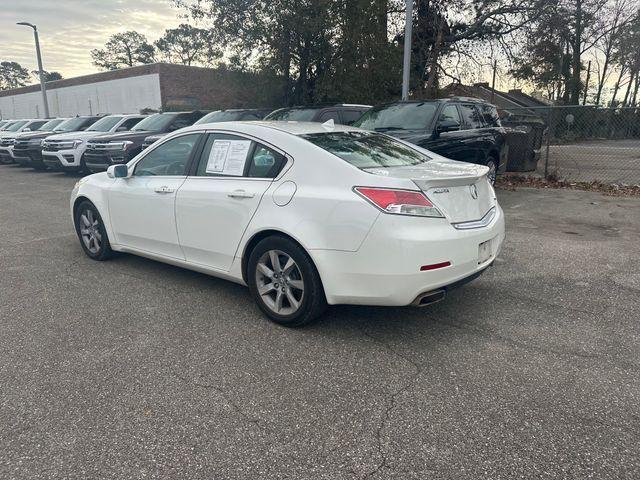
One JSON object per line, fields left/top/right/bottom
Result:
{"left": 42, "top": 114, "right": 146, "bottom": 172}
{"left": 0, "top": 119, "right": 50, "bottom": 164}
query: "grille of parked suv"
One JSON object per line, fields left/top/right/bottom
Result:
{"left": 13, "top": 139, "right": 31, "bottom": 150}
{"left": 86, "top": 141, "right": 123, "bottom": 152}
{"left": 43, "top": 140, "right": 74, "bottom": 151}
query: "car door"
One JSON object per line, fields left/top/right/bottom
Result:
{"left": 457, "top": 103, "right": 488, "bottom": 164}
{"left": 423, "top": 103, "right": 468, "bottom": 160}
{"left": 175, "top": 132, "right": 287, "bottom": 271}
{"left": 107, "top": 132, "right": 202, "bottom": 259}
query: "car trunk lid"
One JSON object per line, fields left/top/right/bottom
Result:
{"left": 363, "top": 159, "right": 495, "bottom": 223}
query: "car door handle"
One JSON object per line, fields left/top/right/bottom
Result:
{"left": 154, "top": 186, "right": 175, "bottom": 194}
{"left": 228, "top": 189, "right": 255, "bottom": 199}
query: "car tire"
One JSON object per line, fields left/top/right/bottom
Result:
{"left": 247, "top": 236, "right": 327, "bottom": 327}
{"left": 486, "top": 157, "right": 498, "bottom": 185}
{"left": 74, "top": 200, "right": 113, "bottom": 261}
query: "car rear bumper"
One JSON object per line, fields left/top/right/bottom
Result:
{"left": 311, "top": 204, "right": 505, "bottom": 306}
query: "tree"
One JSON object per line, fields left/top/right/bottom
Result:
{"left": 32, "top": 70, "right": 63, "bottom": 82}
{"left": 155, "top": 24, "right": 219, "bottom": 65}
{"left": 0, "top": 61, "right": 30, "bottom": 90}
{"left": 91, "top": 32, "right": 155, "bottom": 70}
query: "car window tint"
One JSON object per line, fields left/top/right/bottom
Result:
{"left": 341, "top": 110, "right": 364, "bottom": 125}
{"left": 169, "top": 114, "right": 198, "bottom": 131}
{"left": 318, "top": 110, "right": 340, "bottom": 123}
{"left": 459, "top": 104, "right": 485, "bottom": 129}
{"left": 134, "top": 133, "right": 200, "bottom": 176}
{"left": 247, "top": 144, "right": 286, "bottom": 178}
{"left": 28, "top": 121, "right": 48, "bottom": 130}
{"left": 479, "top": 104, "right": 500, "bottom": 127}
{"left": 195, "top": 133, "right": 252, "bottom": 177}
{"left": 119, "top": 117, "right": 143, "bottom": 130}
{"left": 439, "top": 104, "right": 461, "bottom": 124}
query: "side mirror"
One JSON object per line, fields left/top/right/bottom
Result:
{"left": 23, "top": 127, "right": 31, "bottom": 132}
{"left": 116, "top": 126, "right": 127, "bottom": 132}
{"left": 106, "top": 164, "right": 128, "bottom": 178}
{"left": 437, "top": 120, "right": 461, "bottom": 133}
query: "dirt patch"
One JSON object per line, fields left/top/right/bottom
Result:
{"left": 497, "top": 175, "right": 640, "bottom": 197}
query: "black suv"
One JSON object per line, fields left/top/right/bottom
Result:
{"left": 353, "top": 98, "right": 508, "bottom": 183}
{"left": 84, "top": 111, "right": 206, "bottom": 173}
{"left": 141, "top": 109, "right": 270, "bottom": 150}
{"left": 265, "top": 104, "right": 371, "bottom": 125}
{"left": 13, "top": 116, "right": 102, "bottom": 169}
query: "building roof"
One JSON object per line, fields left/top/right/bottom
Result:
{"left": 0, "top": 63, "right": 218, "bottom": 98}
{"left": 441, "top": 82, "right": 550, "bottom": 116}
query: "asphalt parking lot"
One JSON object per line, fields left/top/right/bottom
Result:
{"left": 1, "top": 164, "right": 639, "bottom": 479}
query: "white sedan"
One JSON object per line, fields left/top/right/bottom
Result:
{"left": 71, "top": 121, "right": 505, "bottom": 327}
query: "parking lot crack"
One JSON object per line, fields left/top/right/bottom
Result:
{"left": 356, "top": 324, "right": 422, "bottom": 479}
{"left": 170, "top": 371, "right": 260, "bottom": 426}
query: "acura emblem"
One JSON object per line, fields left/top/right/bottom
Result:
{"left": 469, "top": 184, "right": 478, "bottom": 199}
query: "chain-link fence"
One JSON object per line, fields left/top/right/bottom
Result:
{"left": 501, "top": 105, "right": 640, "bottom": 186}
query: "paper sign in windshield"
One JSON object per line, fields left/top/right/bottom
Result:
{"left": 206, "top": 140, "right": 251, "bottom": 175}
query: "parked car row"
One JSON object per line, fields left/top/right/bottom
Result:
{"left": 1, "top": 98, "right": 507, "bottom": 183}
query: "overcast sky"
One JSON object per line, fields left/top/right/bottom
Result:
{"left": 2, "top": 0, "right": 182, "bottom": 79}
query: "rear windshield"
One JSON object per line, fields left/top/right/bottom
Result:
{"left": 37, "top": 119, "right": 65, "bottom": 131}
{"left": 301, "top": 131, "right": 430, "bottom": 169}
{"left": 87, "top": 116, "right": 123, "bottom": 132}
{"left": 5, "top": 121, "right": 28, "bottom": 132}
{"left": 131, "top": 113, "right": 175, "bottom": 131}
{"left": 265, "top": 108, "right": 319, "bottom": 121}
{"left": 354, "top": 103, "right": 438, "bottom": 131}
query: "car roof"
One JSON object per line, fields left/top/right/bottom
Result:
{"left": 185, "top": 120, "right": 360, "bottom": 136}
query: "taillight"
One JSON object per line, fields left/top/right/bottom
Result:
{"left": 354, "top": 187, "right": 443, "bottom": 218}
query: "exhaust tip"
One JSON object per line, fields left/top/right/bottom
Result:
{"left": 411, "top": 289, "right": 446, "bottom": 307}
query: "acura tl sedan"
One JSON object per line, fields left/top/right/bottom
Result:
{"left": 70, "top": 121, "right": 504, "bottom": 327}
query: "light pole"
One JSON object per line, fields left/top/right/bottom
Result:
{"left": 17, "top": 22, "right": 50, "bottom": 118}
{"left": 401, "top": 0, "right": 413, "bottom": 100}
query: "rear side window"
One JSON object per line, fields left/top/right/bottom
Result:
{"left": 170, "top": 114, "right": 197, "bottom": 131}
{"left": 195, "top": 133, "right": 285, "bottom": 178}
{"left": 459, "top": 104, "right": 485, "bottom": 129}
{"left": 302, "top": 131, "right": 430, "bottom": 169}
{"left": 28, "top": 121, "right": 48, "bottom": 130}
{"left": 479, "top": 104, "right": 501, "bottom": 127}
{"left": 341, "top": 110, "right": 364, "bottom": 125}
{"left": 119, "top": 117, "right": 144, "bottom": 130}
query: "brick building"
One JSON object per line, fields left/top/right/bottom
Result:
{"left": 0, "top": 63, "right": 281, "bottom": 119}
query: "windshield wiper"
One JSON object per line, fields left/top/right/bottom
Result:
{"left": 374, "top": 127, "right": 408, "bottom": 132}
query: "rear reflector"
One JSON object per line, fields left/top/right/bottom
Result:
{"left": 354, "top": 187, "right": 443, "bottom": 217}
{"left": 420, "top": 261, "right": 451, "bottom": 271}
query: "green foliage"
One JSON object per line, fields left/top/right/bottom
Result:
{"left": 0, "top": 61, "right": 30, "bottom": 90}
{"left": 91, "top": 32, "right": 156, "bottom": 70}
{"left": 31, "top": 70, "right": 63, "bottom": 82}
{"left": 155, "top": 24, "right": 220, "bottom": 66}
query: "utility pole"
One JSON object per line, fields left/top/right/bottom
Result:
{"left": 17, "top": 22, "right": 50, "bottom": 118}
{"left": 401, "top": 0, "right": 413, "bottom": 100}
{"left": 490, "top": 60, "right": 498, "bottom": 104}
{"left": 582, "top": 60, "right": 591, "bottom": 105}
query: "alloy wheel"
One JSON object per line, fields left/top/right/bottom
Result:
{"left": 255, "top": 250, "right": 305, "bottom": 315}
{"left": 79, "top": 208, "right": 102, "bottom": 254}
